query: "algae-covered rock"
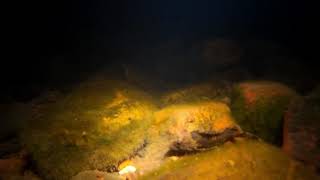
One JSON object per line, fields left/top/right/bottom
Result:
{"left": 123, "top": 101, "right": 242, "bottom": 175}
{"left": 141, "top": 139, "right": 319, "bottom": 180}
{"left": 283, "top": 86, "right": 320, "bottom": 170}
{"left": 71, "top": 170, "right": 120, "bottom": 180}
{"left": 161, "top": 83, "right": 232, "bottom": 106}
{"left": 152, "top": 101, "right": 241, "bottom": 154}
{"left": 20, "top": 78, "right": 156, "bottom": 180}
{"left": 231, "top": 81, "right": 298, "bottom": 145}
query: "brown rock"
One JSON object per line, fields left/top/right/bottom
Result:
{"left": 283, "top": 90, "right": 320, "bottom": 171}
{"left": 0, "top": 157, "right": 25, "bottom": 175}
{"left": 0, "top": 150, "right": 27, "bottom": 175}
{"left": 153, "top": 102, "right": 242, "bottom": 156}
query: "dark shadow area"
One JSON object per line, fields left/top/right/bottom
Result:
{"left": 2, "top": 0, "right": 318, "bottom": 101}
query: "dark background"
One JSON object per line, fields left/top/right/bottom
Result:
{"left": 2, "top": 0, "right": 318, "bottom": 101}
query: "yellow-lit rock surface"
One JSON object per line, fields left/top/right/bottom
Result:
{"left": 5, "top": 79, "right": 317, "bottom": 180}
{"left": 141, "top": 139, "right": 319, "bottom": 180}
{"left": 20, "top": 78, "right": 157, "bottom": 180}
{"left": 130, "top": 101, "right": 241, "bottom": 175}
{"left": 161, "top": 83, "right": 231, "bottom": 106}
{"left": 154, "top": 101, "right": 239, "bottom": 136}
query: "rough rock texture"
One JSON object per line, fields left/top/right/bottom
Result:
{"left": 71, "top": 170, "right": 121, "bottom": 180}
{"left": 1, "top": 171, "right": 42, "bottom": 180}
{"left": 231, "top": 81, "right": 298, "bottom": 145}
{"left": 116, "top": 101, "right": 243, "bottom": 176}
{"left": 0, "top": 150, "right": 29, "bottom": 179}
{"left": 161, "top": 83, "right": 232, "bottom": 106}
{"left": 153, "top": 101, "right": 242, "bottom": 154}
{"left": 5, "top": 77, "right": 318, "bottom": 179}
{"left": 19, "top": 78, "right": 156, "bottom": 180}
{"left": 141, "top": 139, "right": 319, "bottom": 180}
{"left": 0, "top": 156, "right": 26, "bottom": 175}
{"left": 283, "top": 87, "right": 320, "bottom": 171}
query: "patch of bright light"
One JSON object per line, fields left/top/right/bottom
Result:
{"left": 118, "top": 165, "right": 136, "bottom": 175}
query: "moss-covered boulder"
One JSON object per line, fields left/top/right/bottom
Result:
{"left": 283, "top": 86, "right": 320, "bottom": 170}
{"left": 141, "top": 139, "right": 319, "bottom": 180}
{"left": 71, "top": 170, "right": 120, "bottom": 180}
{"left": 161, "top": 83, "right": 232, "bottom": 106}
{"left": 152, "top": 101, "right": 241, "bottom": 154}
{"left": 231, "top": 81, "right": 298, "bottom": 145}
{"left": 122, "top": 101, "right": 242, "bottom": 175}
{"left": 19, "top": 78, "right": 156, "bottom": 180}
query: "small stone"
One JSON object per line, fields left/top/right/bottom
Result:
{"left": 71, "top": 170, "right": 121, "bottom": 180}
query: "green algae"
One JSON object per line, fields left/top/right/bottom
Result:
{"left": 231, "top": 81, "right": 298, "bottom": 145}
{"left": 141, "top": 139, "right": 318, "bottom": 180}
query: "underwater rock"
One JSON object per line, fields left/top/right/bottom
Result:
{"left": 231, "top": 81, "right": 298, "bottom": 145}
{"left": 0, "top": 150, "right": 28, "bottom": 177}
{"left": 71, "top": 170, "right": 121, "bottom": 180}
{"left": 127, "top": 101, "right": 242, "bottom": 175}
{"left": 1, "top": 170, "right": 42, "bottom": 180}
{"left": 161, "top": 82, "right": 232, "bottom": 106}
{"left": 283, "top": 86, "right": 320, "bottom": 171}
{"left": 19, "top": 78, "right": 156, "bottom": 180}
{"left": 167, "top": 128, "right": 242, "bottom": 156}
{"left": 140, "top": 139, "right": 319, "bottom": 180}
{"left": 153, "top": 101, "right": 242, "bottom": 155}
{"left": 0, "top": 157, "right": 26, "bottom": 175}
{"left": 190, "top": 128, "right": 241, "bottom": 148}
